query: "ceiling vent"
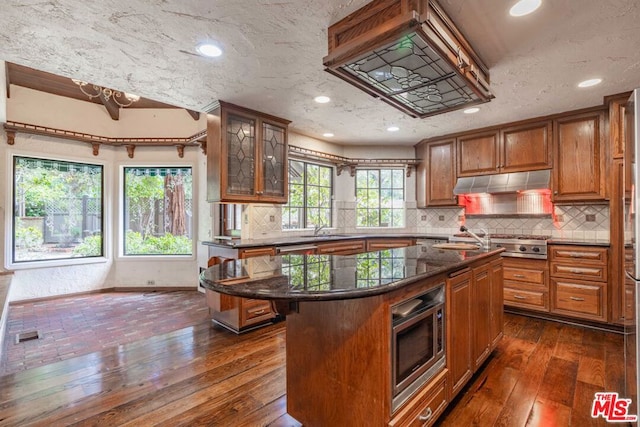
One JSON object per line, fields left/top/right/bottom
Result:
{"left": 323, "top": 0, "right": 493, "bottom": 118}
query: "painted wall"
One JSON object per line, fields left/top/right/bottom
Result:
{"left": 2, "top": 88, "right": 210, "bottom": 301}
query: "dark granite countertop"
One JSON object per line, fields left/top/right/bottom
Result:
{"left": 202, "top": 233, "right": 449, "bottom": 249}
{"left": 547, "top": 238, "right": 610, "bottom": 247}
{"left": 199, "top": 241, "right": 503, "bottom": 301}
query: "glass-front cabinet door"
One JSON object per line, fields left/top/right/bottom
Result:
{"left": 225, "top": 113, "right": 256, "bottom": 196}
{"left": 208, "top": 101, "right": 290, "bottom": 203}
{"left": 261, "top": 121, "right": 287, "bottom": 199}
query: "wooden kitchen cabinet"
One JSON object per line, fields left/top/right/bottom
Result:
{"left": 499, "top": 120, "right": 553, "bottom": 172}
{"left": 471, "top": 259, "right": 503, "bottom": 370}
{"left": 366, "top": 238, "right": 416, "bottom": 252}
{"left": 502, "top": 257, "right": 549, "bottom": 312}
{"left": 549, "top": 245, "right": 609, "bottom": 322}
{"left": 388, "top": 369, "right": 448, "bottom": 427}
{"left": 316, "top": 239, "right": 366, "bottom": 255}
{"left": 456, "top": 131, "right": 499, "bottom": 176}
{"left": 446, "top": 268, "right": 472, "bottom": 398}
{"left": 552, "top": 109, "right": 606, "bottom": 202}
{"left": 416, "top": 138, "right": 458, "bottom": 207}
{"left": 446, "top": 258, "right": 503, "bottom": 399}
{"left": 206, "top": 101, "right": 290, "bottom": 203}
{"left": 457, "top": 121, "right": 552, "bottom": 177}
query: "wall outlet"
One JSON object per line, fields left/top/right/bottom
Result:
{"left": 146, "top": 280, "right": 156, "bottom": 286}
{"left": 421, "top": 215, "right": 427, "bottom": 221}
{"left": 269, "top": 215, "right": 275, "bottom": 222}
{"left": 438, "top": 215, "right": 445, "bottom": 221}
{"left": 556, "top": 214, "right": 564, "bottom": 222}
{"left": 585, "top": 214, "right": 596, "bottom": 222}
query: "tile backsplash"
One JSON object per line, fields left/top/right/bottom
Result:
{"left": 243, "top": 203, "right": 609, "bottom": 241}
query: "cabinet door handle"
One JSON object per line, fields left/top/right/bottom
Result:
{"left": 569, "top": 296, "right": 585, "bottom": 302}
{"left": 513, "top": 295, "right": 527, "bottom": 300}
{"left": 570, "top": 269, "right": 583, "bottom": 274}
{"left": 513, "top": 274, "right": 526, "bottom": 278}
{"left": 252, "top": 309, "right": 266, "bottom": 315}
{"left": 418, "top": 407, "right": 433, "bottom": 422}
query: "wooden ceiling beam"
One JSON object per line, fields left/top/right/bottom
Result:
{"left": 186, "top": 109, "right": 200, "bottom": 121}
{"left": 98, "top": 91, "right": 120, "bottom": 120}
{"left": 5, "top": 62, "right": 10, "bottom": 98}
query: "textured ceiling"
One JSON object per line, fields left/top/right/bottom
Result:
{"left": 2, "top": 0, "right": 640, "bottom": 146}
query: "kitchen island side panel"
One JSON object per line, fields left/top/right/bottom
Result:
{"left": 286, "top": 295, "right": 390, "bottom": 426}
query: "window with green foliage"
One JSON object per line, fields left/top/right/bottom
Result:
{"left": 282, "top": 160, "right": 333, "bottom": 230}
{"left": 123, "top": 167, "right": 193, "bottom": 256}
{"left": 355, "top": 169, "right": 405, "bottom": 228}
{"left": 12, "top": 156, "right": 103, "bottom": 263}
{"left": 356, "top": 249, "right": 406, "bottom": 288}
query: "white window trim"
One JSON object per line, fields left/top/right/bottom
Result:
{"left": 116, "top": 162, "right": 197, "bottom": 261}
{"left": 5, "top": 150, "right": 111, "bottom": 270}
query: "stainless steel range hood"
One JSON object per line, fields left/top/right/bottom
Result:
{"left": 323, "top": 0, "right": 493, "bottom": 118}
{"left": 453, "top": 170, "right": 551, "bottom": 195}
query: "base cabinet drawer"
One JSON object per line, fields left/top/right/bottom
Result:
{"left": 504, "top": 287, "right": 548, "bottom": 311}
{"left": 241, "top": 300, "right": 275, "bottom": 326}
{"left": 503, "top": 268, "right": 546, "bottom": 286}
{"left": 389, "top": 369, "right": 448, "bottom": 427}
{"left": 550, "top": 262, "right": 607, "bottom": 282}
{"left": 551, "top": 279, "right": 606, "bottom": 321}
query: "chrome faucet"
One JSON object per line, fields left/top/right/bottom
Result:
{"left": 460, "top": 226, "right": 490, "bottom": 249}
{"left": 313, "top": 224, "right": 328, "bottom": 236}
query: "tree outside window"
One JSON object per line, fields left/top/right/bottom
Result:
{"left": 282, "top": 160, "right": 333, "bottom": 230}
{"left": 123, "top": 167, "right": 193, "bottom": 255}
{"left": 12, "top": 156, "right": 103, "bottom": 263}
{"left": 356, "top": 169, "right": 405, "bottom": 228}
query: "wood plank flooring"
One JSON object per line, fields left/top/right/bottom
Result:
{"left": 0, "top": 299, "right": 626, "bottom": 426}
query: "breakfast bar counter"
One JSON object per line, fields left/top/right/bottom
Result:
{"left": 199, "top": 242, "right": 504, "bottom": 426}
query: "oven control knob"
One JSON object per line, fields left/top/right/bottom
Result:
{"left": 519, "top": 246, "right": 527, "bottom": 252}
{"left": 532, "top": 247, "right": 540, "bottom": 253}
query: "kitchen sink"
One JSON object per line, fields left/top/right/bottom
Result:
{"left": 298, "top": 234, "right": 351, "bottom": 239}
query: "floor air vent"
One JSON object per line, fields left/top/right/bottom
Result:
{"left": 15, "top": 330, "right": 41, "bottom": 344}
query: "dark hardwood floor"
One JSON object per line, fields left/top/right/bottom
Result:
{"left": 0, "top": 303, "right": 625, "bottom": 426}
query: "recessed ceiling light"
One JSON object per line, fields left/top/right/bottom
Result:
{"left": 387, "top": 126, "right": 400, "bottom": 132}
{"left": 578, "top": 78, "right": 602, "bottom": 88}
{"left": 464, "top": 107, "right": 480, "bottom": 114}
{"left": 509, "top": 0, "right": 542, "bottom": 17}
{"left": 323, "top": 132, "right": 334, "bottom": 138}
{"left": 196, "top": 43, "right": 222, "bottom": 58}
{"left": 314, "top": 96, "right": 331, "bottom": 104}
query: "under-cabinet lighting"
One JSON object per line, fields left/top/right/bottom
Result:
{"left": 314, "top": 96, "right": 331, "bottom": 104}
{"left": 509, "top": 0, "right": 542, "bottom": 17}
{"left": 463, "top": 107, "right": 480, "bottom": 114}
{"left": 387, "top": 126, "right": 400, "bottom": 132}
{"left": 578, "top": 78, "right": 602, "bottom": 88}
{"left": 323, "top": 133, "right": 334, "bottom": 138}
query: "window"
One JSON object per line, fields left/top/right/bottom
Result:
{"left": 356, "top": 169, "right": 405, "bottom": 227}
{"left": 220, "top": 204, "right": 243, "bottom": 237}
{"left": 123, "top": 167, "right": 193, "bottom": 256}
{"left": 12, "top": 156, "right": 103, "bottom": 263}
{"left": 282, "top": 160, "right": 333, "bottom": 230}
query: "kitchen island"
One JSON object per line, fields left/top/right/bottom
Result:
{"left": 200, "top": 242, "right": 504, "bottom": 426}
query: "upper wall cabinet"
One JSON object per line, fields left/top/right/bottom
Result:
{"left": 552, "top": 110, "right": 606, "bottom": 202}
{"left": 207, "top": 101, "right": 291, "bottom": 204}
{"left": 416, "top": 138, "right": 458, "bottom": 207}
{"left": 457, "top": 131, "right": 499, "bottom": 176}
{"left": 499, "top": 121, "right": 553, "bottom": 172}
{"left": 456, "top": 121, "right": 552, "bottom": 177}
